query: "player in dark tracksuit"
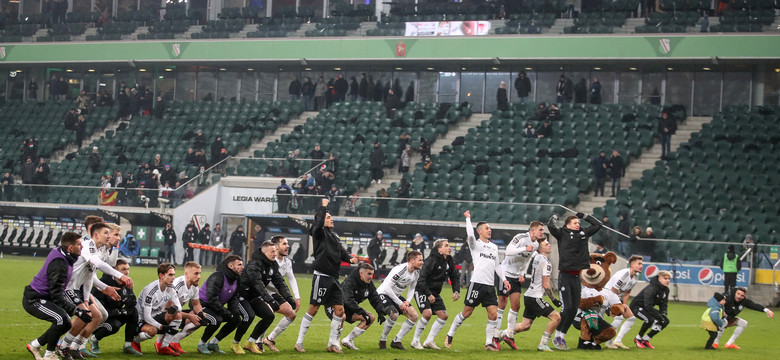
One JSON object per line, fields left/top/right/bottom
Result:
{"left": 198, "top": 255, "right": 244, "bottom": 354}
{"left": 629, "top": 272, "right": 671, "bottom": 349}
{"left": 325, "top": 263, "right": 388, "bottom": 350}
{"left": 546, "top": 212, "right": 602, "bottom": 350}
{"left": 23, "top": 232, "right": 90, "bottom": 360}
{"left": 295, "top": 198, "right": 357, "bottom": 353}
{"left": 411, "top": 239, "right": 460, "bottom": 349}
{"left": 712, "top": 287, "right": 775, "bottom": 349}
{"left": 89, "top": 259, "right": 140, "bottom": 355}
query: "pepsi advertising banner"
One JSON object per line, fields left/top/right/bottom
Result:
{"left": 642, "top": 262, "right": 749, "bottom": 287}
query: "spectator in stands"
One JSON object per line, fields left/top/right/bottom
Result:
{"left": 162, "top": 222, "right": 176, "bottom": 263}
{"left": 590, "top": 77, "right": 602, "bottom": 104}
{"left": 210, "top": 136, "right": 225, "bottom": 164}
{"left": 419, "top": 137, "right": 431, "bottom": 158}
{"left": 522, "top": 123, "right": 536, "bottom": 138}
{"left": 159, "top": 181, "right": 173, "bottom": 202}
{"left": 77, "top": 90, "right": 90, "bottom": 114}
{"left": 395, "top": 177, "right": 411, "bottom": 207}
{"left": 591, "top": 151, "right": 608, "bottom": 197}
{"left": 75, "top": 115, "right": 87, "bottom": 148}
{"left": 385, "top": 88, "right": 400, "bottom": 118}
{"left": 349, "top": 76, "right": 359, "bottom": 102}
{"left": 423, "top": 155, "right": 434, "bottom": 173}
{"left": 310, "top": 144, "right": 325, "bottom": 168}
{"left": 21, "top": 137, "right": 39, "bottom": 164}
{"left": 514, "top": 71, "right": 532, "bottom": 103}
{"left": 698, "top": 12, "right": 709, "bottom": 32}
{"left": 193, "top": 129, "right": 206, "bottom": 149}
{"left": 52, "top": 0, "right": 67, "bottom": 24}
{"left": 57, "top": 76, "right": 68, "bottom": 100}
{"left": 399, "top": 144, "right": 412, "bottom": 173}
{"left": 334, "top": 74, "right": 349, "bottom": 102}
{"left": 184, "top": 148, "right": 197, "bottom": 166}
{"left": 369, "top": 142, "right": 385, "bottom": 184}
{"left": 28, "top": 80, "right": 38, "bottom": 100}
{"left": 2, "top": 172, "right": 14, "bottom": 200}
{"left": 367, "top": 75, "right": 376, "bottom": 101}
{"left": 327, "top": 184, "right": 341, "bottom": 215}
{"left": 359, "top": 73, "right": 369, "bottom": 101}
{"left": 393, "top": 79, "right": 403, "bottom": 100}
{"left": 161, "top": 164, "right": 176, "bottom": 187}
{"left": 317, "top": 169, "right": 335, "bottom": 194}
{"left": 649, "top": 89, "right": 661, "bottom": 105}
{"left": 47, "top": 75, "right": 59, "bottom": 100}
{"left": 528, "top": 20, "right": 540, "bottom": 34}
{"left": 263, "top": 161, "right": 278, "bottom": 177}
{"left": 22, "top": 157, "right": 35, "bottom": 199}
{"left": 367, "top": 230, "right": 383, "bottom": 270}
{"left": 563, "top": 76, "right": 574, "bottom": 103}
{"left": 112, "top": 170, "right": 129, "bottom": 206}
{"left": 326, "top": 152, "right": 339, "bottom": 175}
{"left": 64, "top": 108, "right": 78, "bottom": 130}
{"left": 301, "top": 76, "right": 315, "bottom": 111}
{"left": 410, "top": 233, "right": 426, "bottom": 254}
{"left": 658, "top": 111, "right": 675, "bottom": 160}
{"left": 194, "top": 149, "right": 207, "bottom": 167}
{"left": 556, "top": 75, "right": 568, "bottom": 103}
{"left": 609, "top": 150, "right": 625, "bottom": 196}
{"left": 276, "top": 179, "right": 292, "bottom": 212}
{"left": 314, "top": 76, "right": 327, "bottom": 110}
{"left": 289, "top": 76, "right": 301, "bottom": 101}
{"left": 535, "top": 102, "right": 549, "bottom": 120}
{"left": 574, "top": 78, "right": 588, "bottom": 104}
{"left": 37, "top": 157, "right": 50, "bottom": 179}
{"left": 97, "top": 92, "right": 113, "bottom": 107}
{"left": 129, "top": 88, "right": 141, "bottom": 115}
{"left": 117, "top": 88, "right": 131, "bottom": 121}
{"left": 376, "top": 188, "right": 390, "bottom": 218}
{"left": 251, "top": 224, "right": 264, "bottom": 253}
{"left": 375, "top": 78, "right": 386, "bottom": 101}
{"left": 287, "top": 149, "right": 300, "bottom": 177}
{"left": 497, "top": 81, "right": 509, "bottom": 111}
{"left": 645, "top": 227, "right": 655, "bottom": 238}
{"left": 229, "top": 224, "right": 247, "bottom": 258}
{"left": 599, "top": 216, "right": 616, "bottom": 250}
{"left": 406, "top": 81, "right": 415, "bottom": 103}
{"left": 547, "top": 103, "right": 561, "bottom": 120}
{"left": 152, "top": 153, "right": 164, "bottom": 172}
{"left": 153, "top": 96, "right": 165, "bottom": 119}
{"left": 34, "top": 160, "right": 50, "bottom": 186}
{"left": 89, "top": 147, "right": 101, "bottom": 173}
{"left": 537, "top": 120, "right": 553, "bottom": 138}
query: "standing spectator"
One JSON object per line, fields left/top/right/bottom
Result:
{"left": 47, "top": 75, "right": 59, "bottom": 100}
{"left": 590, "top": 77, "right": 601, "bottom": 104}
{"left": 349, "top": 76, "right": 359, "bottom": 102}
{"left": 182, "top": 222, "right": 197, "bottom": 264}
{"left": 514, "top": 71, "right": 532, "bottom": 103}
{"left": 384, "top": 88, "right": 400, "bottom": 118}
{"left": 57, "top": 76, "right": 68, "bottom": 100}
{"left": 376, "top": 188, "right": 390, "bottom": 218}
{"left": 263, "top": 161, "right": 278, "bottom": 177}
{"left": 537, "top": 120, "right": 553, "bottom": 139}
{"left": 334, "top": 74, "right": 349, "bottom": 103}
{"left": 301, "top": 77, "right": 314, "bottom": 111}
{"left": 22, "top": 157, "right": 36, "bottom": 199}
{"left": 556, "top": 75, "right": 567, "bottom": 103}
{"left": 410, "top": 233, "right": 426, "bottom": 254}
{"left": 28, "top": 80, "right": 38, "bottom": 100}
{"left": 193, "top": 129, "right": 206, "bottom": 149}
{"left": 720, "top": 245, "right": 741, "bottom": 295}
{"left": 162, "top": 222, "right": 176, "bottom": 263}
{"left": 286, "top": 149, "right": 300, "bottom": 177}
{"left": 367, "top": 230, "right": 383, "bottom": 271}
{"left": 395, "top": 177, "right": 411, "bottom": 207}
{"left": 591, "top": 151, "right": 608, "bottom": 197}
{"left": 160, "top": 164, "right": 176, "bottom": 187}
{"left": 77, "top": 90, "right": 90, "bottom": 114}
{"left": 392, "top": 79, "right": 403, "bottom": 100}
{"left": 325, "top": 152, "right": 339, "bottom": 175}
{"left": 21, "top": 138, "right": 38, "bottom": 165}
{"left": 399, "top": 144, "right": 411, "bottom": 173}
{"left": 209, "top": 223, "right": 226, "bottom": 266}
{"left": 405, "top": 81, "right": 415, "bottom": 103}
{"left": 373, "top": 77, "right": 384, "bottom": 101}
{"left": 198, "top": 223, "right": 212, "bottom": 266}
{"left": 89, "top": 147, "right": 102, "bottom": 173}
{"left": 64, "top": 108, "right": 79, "bottom": 131}
{"left": 75, "top": 115, "right": 87, "bottom": 148}
{"left": 497, "top": 81, "right": 509, "bottom": 111}
{"left": 153, "top": 96, "right": 165, "bottom": 120}
{"left": 574, "top": 78, "right": 588, "bottom": 104}
{"left": 609, "top": 150, "right": 625, "bottom": 196}
{"left": 118, "top": 88, "right": 132, "bottom": 121}
{"left": 2, "top": 171, "right": 14, "bottom": 201}
{"left": 419, "top": 138, "right": 431, "bottom": 159}
{"left": 314, "top": 76, "right": 327, "bottom": 110}
{"left": 563, "top": 76, "right": 573, "bottom": 103}
{"left": 230, "top": 225, "right": 247, "bottom": 258}
{"left": 289, "top": 76, "right": 301, "bottom": 101}
{"left": 369, "top": 142, "right": 385, "bottom": 184}
{"left": 358, "top": 73, "right": 369, "bottom": 101}
{"left": 326, "top": 184, "right": 340, "bottom": 215}
{"left": 250, "top": 224, "right": 264, "bottom": 252}
{"left": 211, "top": 136, "right": 226, "bottom": 165}
{"left": 658, "top": 111, "right": 676, "bottom": 160}
{"left": 367, "top": 75, "right": 376, "bottom": 101}
{"left": 309, "top": 144, "right": 325, "bottom": 168}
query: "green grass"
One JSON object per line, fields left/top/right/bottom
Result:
{"left": 1, "top": 256, "right": 777, "bottom": 359}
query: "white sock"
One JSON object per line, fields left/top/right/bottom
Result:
{"left": 611, "top": 315, "right": 624, "bottom": 333}
{"left": 61, "top": 333, "right": 76, "bottom": 348}
{"left": 156, "top": 334, "right": 164, "bottom": 344}
{"left": 413, "top": 318, "right": 429, "bottom": 343}
{"left": 496, "top": 308, "right": 505, "bottom": 328}
{"left": 30, "top": 339, "right": 41, "bottom": 348}
{"left": 615, "top": 316, "right": 635, "bottom": 343}
{"left": 44, "top": 350, "right": 56, "bottom": 357}
{"left": 124, "top": 341, "right": 132, "bottom": 348}
{"left": 506, "top": 310, "right": 518, "bottom": 336}
{"left": 447, "top": 313, "right": 466, "bottom": 337}
{"left": 162, "top": 334, "right": 173, "bottom": 348}
{"left": 172, "top": 322, "right": 198, "bottom": 343}
{"left": 329, "top": 316, "right": 343, "bottom": 346}
{"left": 425, "top": 318, "right": 447, "bottom": 343}
{"left": 296, "top": 313, "right": 313, "bottom": 345}
{"left": 209, "top": 337, "right": 219, "bottom": 345}
{"left": 727, "top": 319, "right": 748, "bottom": 345}
{"left": 247, "top": 337, "right": 256, "bottom": 343}
{"left": 69, "top": 335, "right": 86, "bottom": 350}
{"left": 268, "top": 317, "right": 294, "bottom": 341}
{"left": 714, "top": 327, "right": 724, "bottom": 344}
{"left": 642, "top": 334, "right": 651, "bottom": 341}
{"left": 540, "top": 332, "right": 552, "bottom": 347}
{"left": 554, "top": 330, "right": 565, "bottom": 339}
{"left": 380, "top": 318, "right": 396, "bottom": 341}
{"left": 485, "top": 319, "right": 498, "bottom": 346}
{"left": 394, "top": 319, "right": 416, "bottom": 343}
{"left": 345, "top": 327, "right": 365, "bottom": 342}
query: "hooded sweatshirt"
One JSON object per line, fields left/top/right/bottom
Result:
{"left": 199, "top": 259, "right": 240, "bottom": 317}
{"left": 240, "top": 247, "right": 293, "bottom": 308}
{"left": 701, "top": 296, "right": 725, "bottom": 331}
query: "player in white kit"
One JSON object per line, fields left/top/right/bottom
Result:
{"left": 167, "top": 261, "right": 205, "bottom": 354}
{"left": 376, "top": 250, "right": 423, "bottom": 350}
{"left": 132, "top": 263, "right": 184, "bottom": 356}
{"left": 445, "top": 211, "right": 510, "bottom": 351}
{"left": 604, "top": 255, "right": 643, "bottom": 349}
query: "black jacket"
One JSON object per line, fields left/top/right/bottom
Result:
{"left": 658, "top": 116, "right": 677, "bottom": 136}
{"left": 367, "top": 237, "right": 382, "bottom": 260}
{"left": 723, "top": 291, "right": 766, "bottom": 319}
{"left": 548, "top": 214, "right": 602, "bottom": 271}
{"left": 369, "top": 148, "right": 385, "bottom": 169}
{"left": 514, "top": 76, "right": 532, "bottom": 97}
{"left": 163, "top": 228, "right": 176, "bottom": 246}
{"left": 23, "top": 248, "right": 79, "bottom": 314}
{"left": 310, "top": 205, "right": 352, "bottom": 277}
{"left": 289, "top": 79, "right": 301, "bottom": 95}
{"left": 229, "top": 228, "right": 246, "bottom": 253}
{"left": 415, "top": 250, "right": 460, "bottom": 297}
{"left": 201, "top": 260, "right": 241, "bottom": 317}
{"left": 182, "top": 225, "right": 196, "bottom": 246}
{"left": 198, "top": 228, "right": 211, "bottom": 245}
{"left": 629, "top": 275, "right": 669, "bottom": 318}
{"left": 341, "top": 267, "right": 383, "bottom": 316}
{"left": 240, "top": 248, "right": 294, "bottom": 307}
{"left": 609, "top": 155, "right": 625, "bottom": 178}
{"left": 92, "top": 273, "right": 136, "bottom": 317}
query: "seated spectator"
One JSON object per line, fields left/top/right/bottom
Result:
{"left": 528, "top": 20, "right": 540, "bottom": 34}
{"left": 419, "top": 137, "right": 431, "bottom": 158}
{"left": 645, "top": 227, "right": 655, "bottom": 238}
{"left": 263, "top": 161, "right": 278, "bottom": 177}
{"left": 423, "top": 155, "right": 434, "bottom": 173}
{"left": 97, "top": 92, "right": 113, "bottom": 107}
{"left": 160, "top": 164, "right": 176, "bottom": 186}
{"left": 193, "top": 129, "right": 206, "bottom": 149}
{"left": 535, "top": 102, "right": 548, "bottom": 120}
{"left": 537, "top": 120, "right": 553, "bottom": 138}
{"left": 522, "top": 123, "right": 536, "bottom": 138}
{"left": 547, "top": 103, "right": 561, "bottom": 120}
{"left": 89, "top": 147, "right": 101, "bottom": 173}
{"left": 184, "top": 148, "right": 197, "bottom": 166}
{"left": 194, "top": 149, "right": 207, "bottom": 167}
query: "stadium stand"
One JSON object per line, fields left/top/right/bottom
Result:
{"left": 594, "top": 105, "right": 779, "bottom": 262}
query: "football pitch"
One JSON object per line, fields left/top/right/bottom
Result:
{"left": 1, "top": 256, "right": 777, "bottom": 360}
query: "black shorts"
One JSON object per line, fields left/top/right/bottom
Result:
{"left": 414, "top": 292, "right": 446, "bottom": 313}
{"left": 310, "top": 274, "right": 343, "bottom": 307}
{"left": 325, "top": 306, "right": 365, "bottom": 324}
{"left": 463, "top": 282, "right": 498, "bottom": 308}
{"left": 141, "top": 311, "right": 169, "bottom": 328}
{"left": 523, "top": 296, "right": 554, "bottom": 319}
{"left": 572, "top": 315, "right": 612, "bottom": 335}
{"left": 379, "top": 294, "right": 406, "bottom": 314}
{"left": 495, "top": 276, "right": 524, "bottom": 297}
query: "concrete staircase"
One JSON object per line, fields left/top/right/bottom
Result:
{"left": 357, "top": 113, "right": 490, "bottom": 197}
{"left": 232, "top": 111, "right": 317, "bottom": 159}
{"left": 575, "top": 116, "right": 713, "bottom": 215}
{"left": 126, "top": 26, "right": 148, "bottom": 40}
{"left": 49, "top": 118, "right": 127, "bottom": 163}
{"left": 237, "top": 23, "right": 258, "bottom": 38}
{"left": 545, "top": 18, "right": 571, "bottom": 34}
{"left": 73, "top": 27, "right": 98, "bottom": 41}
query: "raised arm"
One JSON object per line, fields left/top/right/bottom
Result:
{"left": 581, "top": 213, "right": 603, "bottom": 237}
{"left": 464, "top": 211, "right": 476, "bottom": 248}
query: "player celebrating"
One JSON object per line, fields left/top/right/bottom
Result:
{"left": 445, "top": 211, "right": 510, "bottom": 351}
{"left": 294, "top": 198, "right": 357, "bottom": 354}
{"left": 507, "top": 239, "right": 562, "bottom": 351}
{"left": 411, "top": 239, "right": 460, "bottom": 350}
{"left": 326, "top": 263, "right": 387, "bottom": 350}
{"left": 261, "top": 236, "right": 301, "bottom": 351}
{"left": 24, "top": 232, "right": 85, "bottom": 360}
{"left": 498, "top": 221, "right": 546, "bottom": 350}
{"left": 167, "top": 261, "right": 205, "bottom": 354}
{"left": 132, "top": 263, "right": 183, "bottom": 356}
{"left": 630, "top": 270, "right": 671, "bottom": 349}
{"left": 197, "top": 255, "right": 244, "bottom": 354}
{"left": 377, "top": 250, "right": 423, "bottom": 350}
{"left": 712, "top": 287, "right": 774, "bottom": 349}
{"left": 605, "top": 255, "right": 643, "bottom": 349}
{"left": 88, "top": 259, "right": 141, "bottom": 355}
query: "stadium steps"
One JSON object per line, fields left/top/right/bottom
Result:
{"left": 545, "top": 18, "right": 569, "bottom": 34}
{"left": 618, "top": 18, "right": 645, "bottom": 33}
{"left": 183, "top": 25, "right": 202, "bottom": 39}
{"left": 357, "top": 22, "right": 377, "bottom": 36}
{"left": 48, "top": 118, "right": 125, "bottom": 163}
{"left": 73, "top": 27, "right": 98, "bottom": 41}
{"left": 575, "top": 116, "right": 712, "bottom": 216}
{"left": 237, "top": 23, "right": 259, "bottom": 38}
{"left": 357, "top": 112, "right": 488, "bottom": 197}
{"left": 232, "top": 111, "right": 315, "bottom": 159}
{"left": 127, "top": 26, "right": 149, "bottom": 40}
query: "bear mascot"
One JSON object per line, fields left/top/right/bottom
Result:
{"left": 574, "top": 252, "right": 623, "bottom": 350}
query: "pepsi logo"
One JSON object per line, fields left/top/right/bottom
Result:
{"left": 698, "top": 268, "right": 714, "bottom": 285}
{"left": 644, "top": 265, "right": 659, "bottom": 280}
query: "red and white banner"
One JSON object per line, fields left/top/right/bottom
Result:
{"left": 405, "top": 21, "right": 491, "bottom": 37}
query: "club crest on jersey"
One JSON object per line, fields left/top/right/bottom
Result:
{"left": 364, "top": 290, "right": 369, "bottom": 297}
{"left": 580, "top": 231, "right": 585, "bottom": 236}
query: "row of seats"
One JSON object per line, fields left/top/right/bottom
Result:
{"left": 0, "top": 226, "right": 63, "bottom": 249}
